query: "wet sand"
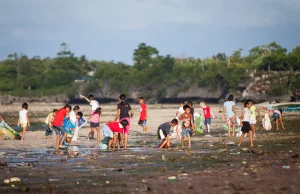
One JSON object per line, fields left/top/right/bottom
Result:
{"left": 0, "top": 103, "right": 300, "bottom": 194}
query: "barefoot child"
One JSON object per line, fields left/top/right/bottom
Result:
{"left": 52, "top": 104, "right": 72, "bottom": 150}
{"left": 80, "top": 94, "right": 99, "bottom": 111}
{"left": 44, "top": 109, "right": 58, "bottom": 139}
{"left": 88, "top": 107, "right": 102, "bottom": 140}
{"left": 72, "top": 112, "right": 87, "bottom": 141}
{"left": 138, "top": 97, "right": 148, "bottom": 132}
{"left": 223, "top": 95, "right": 237, "bottom": 137}
{"left": 263, "top": 107, "right": 285, "bottom": 131}
{"left": 101, "top": 120, "right": 129, "bottom": 150}
{"left": 200, "top": 102, "right": 215, "bottom": 133}
{"left": 158, "top": 119, "right": 178, "bottom": 149}
{"left": 238, "top": 100, "right": 254, "bottom": 147}
{"left": 249, "top": 100, "right": 262, "bottom": 137}
{"left": 69, "top": 105, "right": 80, "bottom": 125}
{"left": 18, "top": 103, "right": 30, "bottom": 140}
{"left": 179, "top": 104, "right": 194, "bottom": 148}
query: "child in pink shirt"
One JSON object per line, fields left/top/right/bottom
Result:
{"left": 88, "top": 107, "right": 102, "bottom": 140}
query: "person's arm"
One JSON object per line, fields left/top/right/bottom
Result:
{"left": 17, "top": 116, "right": 20, "bottom": 127}
{"left": 26, "top": 112, "right": 30, "bottom": 126}
{"left": 111, "top": 109, "right": 121, "bottom": 122}
{"left": 232, "top": 105, "right": 236, "bottom": 116}
{"left": 129, "top": 109, "right": 134, "bottom": 118}
{"left": 240, "top": 110, "right": 244, "bottom": 126}
{"left": 210, "top": 110, "right": 215, "bottom": 119}
{"left": 80, "top": 95, "right": 91, "bottom": 103}
{"left": 48, "top": 115, "right": 52, "bottom": 128}
{"left": 145, "top": 106, "right": 148, "bottom": 120}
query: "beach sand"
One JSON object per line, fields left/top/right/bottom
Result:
{"left": 0, "top": 103, "right": 300, "bottom": 193}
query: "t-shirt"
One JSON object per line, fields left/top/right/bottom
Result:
{"left": 19, "top": 109, "right": 28, "bottom": 123}
{"left": 203, "top": 106, "right": 211, "bottom": 119}
{"left": 91, "top": 111, "right": 100, "bottom": 123}
{"left": 53, "top": 108, "right": 67, "bottom": 127}
{"left": 90, "top": 100, "right": 99, "bottom": 111}
{"left": 250, "top": 106, "right": 256, "bottom": 118}
{"left": 158, "top": 122, "right": 171, "bottom": 135}
{"left": 224, "top": 101, "right": 235, "bottom": 116}
{"left": 178, "top": 106, "right": 184, "bottom": 115}
{"left": 140, "top": 103, "right": 147, "bottom": 120}
{"left": 117, "top": 103, "right": 132, "bottom": 119}
{"left": 273, "top": 110, "right": 281, "bottom": 116}
{"left": 179, "top": 113, "right": 193, "bottom": 129}
{"left": 106, "top": 122, "right": 123, "bottom": 134}
{"left": 243, "top": 108, "right": 251, "bottom": 122}
{"left": 69, "top": 111, "right": 76, "bottom": 124}
{"left": 45, "top": 113, "right": 55, "bottom": 125}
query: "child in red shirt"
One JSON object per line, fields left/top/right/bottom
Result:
{"left": 138, "top": 97, "right": 148, "bottom": 132}
{"left": 101, "top": 120, "right": 128, "bottom": 150}
{"left": 200, "top": 102, "right": 215, "bottom": 133}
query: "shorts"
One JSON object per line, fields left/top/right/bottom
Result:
{"left": 21, "top": 123, "right": 28, "bottom": 128}
{"left": 181, "top": 128, "right": 191, "bottom": 137}
{"left": 241, "top": 122, "right": 251, "bottom": 133}
{"left": 90, "top": 122, "right": 99, "bottom": 128}
{"left": 101, "top": 125, "right": 114, "bottom": 138}
{"left": 53, "top": 125, "right": 66, "bottom": 135}
{"left": 250, "top": 118, "right": 257, "bottom": 124}
{"left": 158, "top": 129, "right": 167, "bottom": 139}
{"left": 272, "top": 113, "right": 280, "bottom": 119}
{"left": 204, "top": 118, "right": 211, "bottom": 125}
{"left": 138, "top": 120, "right": 147, "bottom": 127}
{"left": 226, "top": 116, "right": 236, "bottom": 125}
{"left": 120, "top": 117, "right": 131, "bottom": 134}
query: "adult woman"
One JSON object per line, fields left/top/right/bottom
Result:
{"left": 111, "top": 94, "right": 134, "bottom": 149}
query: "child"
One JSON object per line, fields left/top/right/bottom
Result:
{"left": 52, "top": 104, "right": 72, "bottom": 150}
{"left": 200, "top": 102, "right": 215, "bottom": 133}
{"left": 101, "top": 120, "right": 129, "bottom": 150}
{"left": 69, "top": 105, "right": 80, "bottom": 125}
{"left": 188, "top": 101, "right": 195, "bottom": 123}
{"left": 88, "top": 107, "right": 102, "bottom": 140}
{"left": 179, "top": 104, "right": 194, "bottom": 148}
{"left": 80, "top": 94, "right": 99, "bottom": 111}
{"left": 249, "top": 100, "right": 262, "bottom": 137}
{"left": 176, "top": 101, "right": 185, "bottom": 119}
{"left": 157, "top": 119, "right": 178, "bottom": 149}
{"left": 263, "top": 107, "right": 285, "bottom": 131}
{"left": 138, "top": 97, "right": 148, "bottom": 132}
{"left": 223, "top": 95, "right": 237, "bottom": 137}
{"left": 238, "top": 100, "right": 254, "bottom": 147}
{"left": 18, "top": 103, "right": 30, "bottom": 140}
{"left": 44, "top": 109, "right": 58, "bottom": 139}
{"left": 72, "top": 111, "right": 87, "bottom": 141}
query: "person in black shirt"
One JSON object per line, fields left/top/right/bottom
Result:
{"left": 157, "top": 119, "right": 178, "bottom": 149}
{"left": 110, "top": 94, "right": 134, "bottom": 149}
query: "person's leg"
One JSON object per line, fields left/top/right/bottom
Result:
{"left": 117, "top": 133, "right": 122, "bottom": 149}
{"left": 112, "top": 135, "right": 118, "bottom": 150}
{"left": 96, "top": 127, "right": 100, "bottom": 140}
{"left": 187, "top": 134, "right": 191, "bottom": 148}
{"left": 124, "top": 134, "right": 128, "bottom": 149}
{"left": 275, "top": 119, "right": 279, "bottom": 130}
{"left": 249, "top": 130, "right": 254, "bottom": 147}
{"left": 238, "top": 133, "right": 245, "bottom": 146}
{"left": 227, "top": 118, "right": 231, "bottom": 137}
{"left": 181, "top": 137, "right": 185, "bottom": 148}
{"left": 159, "top": 139, "right": 167, "bottom": 148}
{"left": 251, "top": 124, "right": 256, "bottom": 137}
{"left": 56, "top": 135, "right": 60, "bottom": 150}
{"left": 58, "top": 126, "right": 67, "bottom": 147}
{"left": 108, "top": 138, "right": 113, "bottom": 150}
{"left": 232, "top": 119, "right": 236, "bottom": 137}
{"left": 21, "top": 126, "right": 27, "bottom": 140}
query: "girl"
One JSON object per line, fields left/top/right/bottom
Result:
{"left": 263, "top": 107, "right": 285, "bottom": 131}
{"left": 88, "top": 107, "right": 102, "bottom": 140}
{"left": 52, "top": 104, "right": 72, "bottom": 150}
{"left": 238, "top": 100, "right": 254, "bottom": 147}
{"left": 18, "top": 103, "right": 30, "bottom": 140}
{"left": 223, "top": 95, "right": 237, "bottom": 137}
{"left": 44, "top": 109, "right": 58, "bottom": 139}
{"left": 110, "top": 94, "right": 134, "bottom": 149}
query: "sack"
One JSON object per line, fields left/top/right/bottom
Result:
{"left": 262, "top": 113, "right": 272, "bottom": 131}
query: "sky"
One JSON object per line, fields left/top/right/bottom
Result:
{"left": 0, "top": 0, "right": 300, "bottom": 64}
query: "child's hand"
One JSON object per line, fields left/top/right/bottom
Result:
{"left": 17, "top": 123, "right": 20, "bottom": 127}
{"left": 109, "top": 120, "right": 114, "bottom": 123}
{"left": 28, "top": 123, "right": 30, "bottom": 127}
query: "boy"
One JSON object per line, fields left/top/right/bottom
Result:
{"left": 249, "top": 100, "right": 262, "bottom": 137}
{"left": 157, "top": 119, "right": 178, "bottom": 149}
{"left": 200, "top": 102, "right": 215, "bottom": 133}
{"left": 176, "top": 101, "right": 185, "bottom": 119}
{"left": 80, "top": 94, "right": 99, "bottom": 111}
{"left": 101, "top": 120, "right": 128, "bottom": 150}
{"left": 138, "top": 97, "right": 148, "bottom": 132}
{"left": 179, "top": 104, "right": 195, "bottom": 148}
{"left": 18, "top": 103, "right": 30, "bottom": 140}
